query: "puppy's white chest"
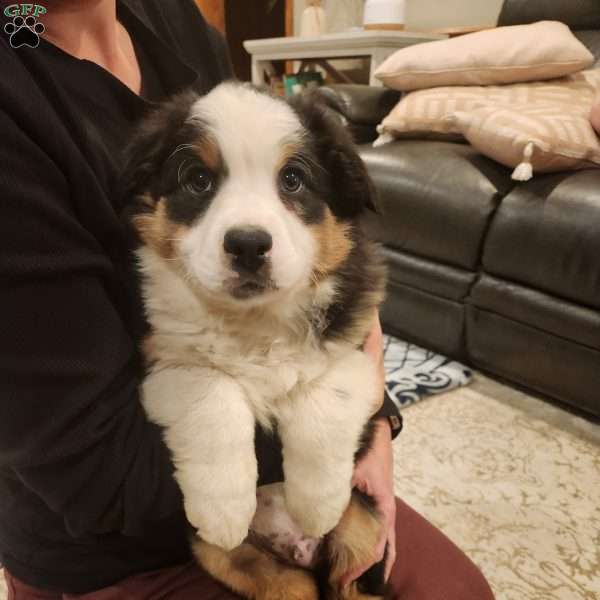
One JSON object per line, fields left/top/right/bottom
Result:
{"left": 201, "top": 334, "right": 329, "bottom": 413}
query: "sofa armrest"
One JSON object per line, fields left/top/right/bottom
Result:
{"left": 318, "top": 84, "right": 401, "bottom": 143}
{"left": 497, "top": 0, "right": 600, "bottom": 30}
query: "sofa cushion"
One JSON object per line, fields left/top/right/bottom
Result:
{"left": 469, "top": 273, "right": 600, "bottom": 417}
{"left": 483, "top": 169, "right": 600, "bottom": 310}
{"left": 381, "top": 246, "right": 475, "bottom": 302}
{"left": 466, "top": 304, "right": 600, "bottom": 417}
{"left": 382, "top": 280, "right": 466, "bottom": 359}
{"left": 360, "top": 140, "right": 513, "bottom": 270}
{"left": 470, "top": 275, "right": 600, "bottom": 350}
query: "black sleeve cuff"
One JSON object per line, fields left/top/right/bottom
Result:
{"left": 373, "top": 390, "right": 403, "bottom": 439}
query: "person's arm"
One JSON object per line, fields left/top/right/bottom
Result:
{"left": 591, "top": 97, "right": 600, "bottom": 134}
{"left": 372, "top": 393, "right": 403, "bottom": 438}
{"left": 365, "top": 315, "right": 403, "bottom": 439}
{"left": 0, "top": 111, "right": 183, "bottom": 538}
{"left": 340, "top": 314, "right": 399, "bottom": 586}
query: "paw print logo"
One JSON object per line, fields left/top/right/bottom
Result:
{"left": 4, "top": 15, "right": 45, "bottom": 49}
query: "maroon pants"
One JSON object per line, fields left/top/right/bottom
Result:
{"left": 5, "top": 499, "right": 495, "bottom": 600}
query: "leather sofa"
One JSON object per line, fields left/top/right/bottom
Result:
{"left": 326, "top": 0, "right": 600, "bottom": 418}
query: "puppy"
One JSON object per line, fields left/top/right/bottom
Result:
{"left": 122, "top": 83, "right": 389, "bottom": 599}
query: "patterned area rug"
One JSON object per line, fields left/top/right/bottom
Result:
{"left": 393, "top": 374, "right": 600, "bottom": 600}
{"left": 384, "top": 334, "right": 473, "bottom": 408}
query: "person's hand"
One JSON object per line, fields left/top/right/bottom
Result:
{"left": 591, "top": 99, "right": 600, "bottom": 134}
{"left": 340, "top": 312, "right": 396, "bottom": 588}
{"left": 341, "top": 418, "right": 397, "bottom": 588}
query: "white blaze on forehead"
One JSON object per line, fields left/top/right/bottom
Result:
{"left": 188, "top": 83, "right": 304, "bottom": 174}
{"left": 178, "top": 83, "right": 317, "bottom": 300}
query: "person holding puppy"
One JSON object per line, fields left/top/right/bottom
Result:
{"left": 0, "top": 1, "right": 494, "bottom": 598}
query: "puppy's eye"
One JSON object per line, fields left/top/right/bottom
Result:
{"left": 183, "top": 167, "right": 213, "bottom": 195}
{"left": 280, "top": 167, "right": 304, "bottom": 194}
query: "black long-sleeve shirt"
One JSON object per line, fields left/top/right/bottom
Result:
{"left": 0, "top": 0, "right": 401, "bottom": 592}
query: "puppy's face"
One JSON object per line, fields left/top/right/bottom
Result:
{"left": 124, "top": 83, "right": 374, "bottom": 307}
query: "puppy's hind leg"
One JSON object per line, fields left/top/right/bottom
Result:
{"left": 193, "top": 539, "right": 319, "bottom": 600}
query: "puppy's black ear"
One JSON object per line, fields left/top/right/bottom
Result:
{"left": 120, "top": 90, "right": 198, "bottom": 206}
{"left": 289, "top": 91, "right": 379, "bottom": 218}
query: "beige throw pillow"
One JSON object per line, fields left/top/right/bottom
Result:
{"left": 453, "top": 104, "right": 600, "bottom": 180}
{"left": 374, "top": 70, "right": 600, "bottom": 180}
{"left": 374, "top": 21, "right": 594, "bottom": 91}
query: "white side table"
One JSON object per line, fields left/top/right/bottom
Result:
{"left": 244, "top": 30, "right": 446, "bottom": 87}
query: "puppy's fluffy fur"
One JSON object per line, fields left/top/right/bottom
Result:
{"left": 122, "top": 83, "right": 389, "bottom": 599}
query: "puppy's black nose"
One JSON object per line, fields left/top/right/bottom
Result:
{"left": 224, "top": 228, "right": 272, "bottom": 273}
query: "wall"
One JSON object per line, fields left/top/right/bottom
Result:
{"left": 293, "top": 0, "right": 504, "bottom": 34}
{"left": 406, "top": 0, "right": 504, "bottom": 30}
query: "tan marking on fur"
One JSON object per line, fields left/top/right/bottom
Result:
{"left": 327, "top": 494, "right": 383, "bottom": 586}
{"left": 276, "top": 141, "right": 304, "bottom": 172}
{"left": 311, "top": 208, "right": 353, "bottom": 281}
{"left": 194, "top": 136, "right": 222, "bottom": 171}
{"left": 341, "top": 586, "right": 385, "bottom": 600}
{"left": 193, "top": 540, "right": 318, "bottom": 600}
{"left": 132, "top": 198, "right": 189, "bottom": 260}
{"left": 136, "top": 193, "right": 154, "bottom": 210}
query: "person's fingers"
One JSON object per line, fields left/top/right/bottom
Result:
{"left": 379, "top": 495, "right": 396, "bottom": 581}
{"left": 384, "top": 521, "right": 397, "bottom": 581}
{"left": 340, "top": 561, "right": 370, "bottom": 589}
{"left": 591, "top": 100, "right": 600, "bottom": 134}
{"left": 340, "top": 526, "right": 385, "bottom": 589}
{"left": 374, "top": 526, "right": 387, "bottom": 562}
{"left": 340, "top": 494, "right": 395, "bottom": 588}
{"left": 340, "top": 528, "right": 386, "bottom": 588}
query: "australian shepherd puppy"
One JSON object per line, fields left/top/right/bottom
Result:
{"left": 122, "top": 82, "right": 390, "bottom": 600}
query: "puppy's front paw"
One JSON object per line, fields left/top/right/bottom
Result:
{"left": 284, "top": 482, "right": 350, "bottom": 538}
{"left": 185, "top": 493, "right": 256, "bottom": 551}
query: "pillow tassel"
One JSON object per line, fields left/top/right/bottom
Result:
{"left": 373, "top": 131, "right": 395, "bottom": 148}
{"left": 511, "top": 142, "right": 534, "bottom": 181}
